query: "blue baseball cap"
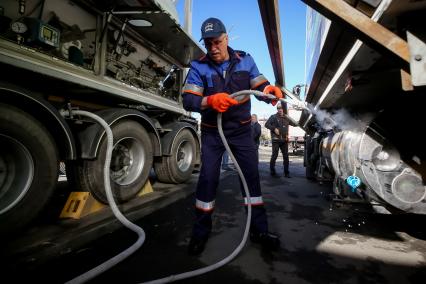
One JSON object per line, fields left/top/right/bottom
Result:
{"left": 200, "top": 17, "right": 226, "bottom": 41}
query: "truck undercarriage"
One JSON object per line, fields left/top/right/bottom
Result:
{"left": 299, "top": 0, "right": 426, "bottom": 214}
{"left": 0, "top": 0, "right": 203, "bottom": 235}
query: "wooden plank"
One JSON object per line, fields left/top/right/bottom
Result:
{"left": 400, "top": 69, "right": 413, "bottom": 91}
{"left": 302, "top": 0, "right": 410, "bottom": 64}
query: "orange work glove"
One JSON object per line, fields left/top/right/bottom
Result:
{"left": 263, "top": 85, "right": 283, "bottom": 106}
{"left": 206, "top": 93, "right": 238, "bottom": 112}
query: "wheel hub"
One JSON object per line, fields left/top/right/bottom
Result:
{"left": 176, "top": 140, "right": 193, "bottom": 172}
{"left": 110, "top": 138, "right": 144, "bottom": 186}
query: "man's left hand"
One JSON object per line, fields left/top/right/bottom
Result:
{"left": 263, "top": 85, "right": 283, "bottom": 105}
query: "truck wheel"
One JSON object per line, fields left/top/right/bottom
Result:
{"left": 155, "top": 129, "right": 196, "bottom": 183}
{"left": 0, "top": 103, "right": 58, "bottom": 235}
{"left": 74, "top": 120, "right": 153, "bottom": 204}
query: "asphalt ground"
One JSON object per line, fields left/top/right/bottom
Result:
{"left": 2, "top": 146, "right": 426, "bottom": 283}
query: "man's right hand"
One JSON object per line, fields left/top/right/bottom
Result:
{"left": 263, "top": 85, "right": 283, "bottom": 106}
{"left": 274, "top": 128, "right": 280, "bottom": 136}
{"left": 206, "top": 93, "right": 238, "bottom": 112}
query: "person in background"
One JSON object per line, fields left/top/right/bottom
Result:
{"left": 181, "top": 17, "right": 282, "bottom": 256}
{"left": 251, "top": 114, "right": 261, "bottom": 160}
{"left": 221, "top": 151, "right": 233, "bottom": 171}
{"left": 265, "top": 102, "right": 297, "bottom": 177}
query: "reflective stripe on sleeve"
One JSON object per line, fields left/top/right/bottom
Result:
{"left": 195, "top": 199, "right": 215, "bottom": 211}
{"left": 183, "top": 83, "right": 204, "bottom": 96}
{"left": 250, "top": 75, "right": 268, "bottom": 89}
{"left": 244, "top": 196, "right": 264, "bottom": 206}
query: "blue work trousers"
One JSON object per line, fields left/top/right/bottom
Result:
{"left": 192, "top": 124, "right": 268, "bottom": 239}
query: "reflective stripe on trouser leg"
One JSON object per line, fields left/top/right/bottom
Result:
{"left": 244, "top": 196, "right": 264, "bottom": 206}
{"left": 192, "top": 130, "right": 224, "bottom": 239}
{"left": 226, "top": 125, "right": 268, "bottom": 234}
{"left": 243, "top": 196, "right": 268, "bottom": 234}
{"left": 195, "top": 199, "right": 215, "bottom": 211}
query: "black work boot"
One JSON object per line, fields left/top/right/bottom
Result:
{"left": 270, "top": 168, "right": 276, "bottom": 176}
{"left": 188, "top": 236, "right": 208, "bottom": 256}
{"left": 250, "top": 232, "right": 280, "bottom": 251}
{"left": 284, "top": 172, "right": 291, "bottom": 178}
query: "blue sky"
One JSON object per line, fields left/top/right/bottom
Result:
{"left": 176, "top": 0, "right": 307, "bottom": 120}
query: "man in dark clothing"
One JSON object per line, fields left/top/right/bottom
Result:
{"left": 265, "top": 103, "right": 297, "bottom": 177}
{"left": 182, "top": 17, "right": 282, "bottom": 256}
{"left": 251, "top": 114, "right": 261, "bottom": 150}
{"left": 251, "top": 114, "right": 261, "bottom": 161}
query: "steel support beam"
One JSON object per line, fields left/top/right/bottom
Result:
{"left": 257, "top": 0, "right": 285, "bottom": 87}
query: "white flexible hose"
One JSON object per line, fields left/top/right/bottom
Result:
{"left": 63, "top": 89, "right": 306, "bottom": 284}
{"left": 63, "top": 110, "right": 146, "bottom": 284}
{"left": 142, "top": 89, "right": 306, "bottom": 283}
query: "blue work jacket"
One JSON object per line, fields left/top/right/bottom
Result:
{"left": 182, "top": 47, "right": 271, "bottom": 130}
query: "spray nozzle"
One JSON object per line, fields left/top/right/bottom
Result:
{"left": 279, "top": 87, "right": 309, "bottom": 111}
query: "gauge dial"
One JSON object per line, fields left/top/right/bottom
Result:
{"left": 11, "top": 21, "right": 28, "bottom": 34}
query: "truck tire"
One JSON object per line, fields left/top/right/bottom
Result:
{"left": 155, "top": 129, "right": 196, "bottom": 183}
{"left": 72, "top": 120, "right": 153, "bottom": 204}
{"left": 0, "top": 103, "right": 58, "bottom": 235}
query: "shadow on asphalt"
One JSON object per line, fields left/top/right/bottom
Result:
{"left": 2, "top": 158, "right": 425, "bottom": 284}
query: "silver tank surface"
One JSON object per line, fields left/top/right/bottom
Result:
{"left": 321, "top": 130, "right": 426, "bottom": 214}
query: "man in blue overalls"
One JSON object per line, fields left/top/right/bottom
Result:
{"left": 182, "top": 17, "right": 283, "bottom": 256}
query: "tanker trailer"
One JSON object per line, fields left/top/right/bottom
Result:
{"left": 300, "top": 1, "right": 426, "bottom": 214}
